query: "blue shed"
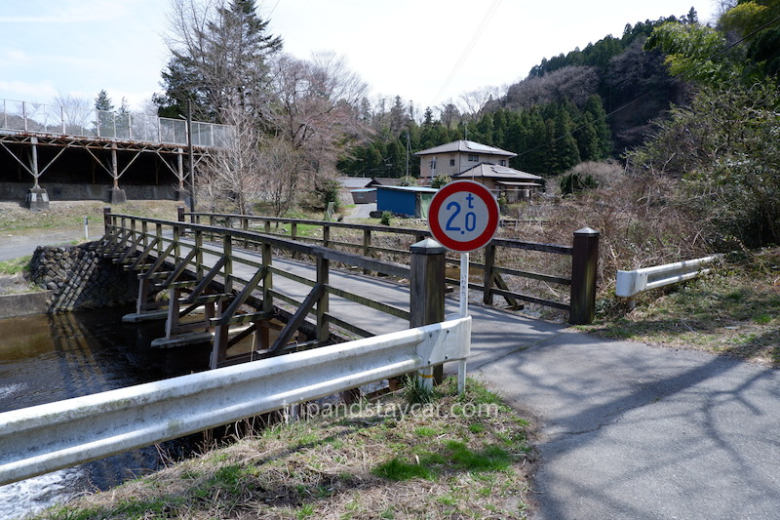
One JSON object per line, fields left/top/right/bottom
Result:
{"left": 376, "top": 186, "right": 438, "bottom": 218}
{"left": 350, "top": 188, "right": 377, "bottom": 204}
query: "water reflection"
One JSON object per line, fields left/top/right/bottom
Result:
{"left": 0, "top": 306, "right": 211, "bottom": 518}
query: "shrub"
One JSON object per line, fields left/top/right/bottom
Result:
{"left": 560, "top": 172, "right": 598, "bottom": 196}
{"left": 431, "top": 174, "right": 450, "bottom": 189}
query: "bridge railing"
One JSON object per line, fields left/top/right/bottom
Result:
{"left": 103, "top": 210, "right": 414, "bottom": 367}
{"left": 0, "top": 98, "right": 232, "bottom": 149}
{"left": 185, "top": 211, "right": 599, "bottom": 325}
{"left": 0, "top": 313, "right": 471, "bottom": 487}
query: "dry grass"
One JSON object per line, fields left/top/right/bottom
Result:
{"left": 35, "top": 378, "right": 536, "bottom": 520}
{"left": 579, "top": 248, "right": 780, "bottom": 366}
{"left": 0, "top": 200, "right": 183, "bottom": 235}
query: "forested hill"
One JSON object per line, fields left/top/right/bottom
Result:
{"left": 338, "top": 10, "right": 700, "bottom": 179}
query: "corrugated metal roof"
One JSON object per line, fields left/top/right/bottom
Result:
{"left": 413, "top": 140, "right": 517, "bottom": 158}
{"left": 338, "top": 177, "right": 371, "bottom": 188}
{"left": 375, "top": 185, "right": 438, "bottom": 193}
{"left": 453, "top": 163, "right": 543, "bottom": 181}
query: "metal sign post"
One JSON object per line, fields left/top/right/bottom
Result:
{"left": 459, "top": 252, "right": 469, "bottom": 318}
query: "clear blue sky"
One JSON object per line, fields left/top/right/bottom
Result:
{"left": 0, "top": 0, "right": 717, "bottom": 113}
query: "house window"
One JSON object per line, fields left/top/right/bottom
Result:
{"left": 430, "top": 158, "right": 437, "bottom": 170}
{"left": 500, "top": 160, "right": 507, "bottom": 166}
{"left": 449, "top": 159, "right": 455, "bottom": 166}
{"left": 468, "top": 154, "right": 479, "bottom": 162}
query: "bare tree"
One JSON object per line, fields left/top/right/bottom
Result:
{"left": 258, "top": 137, "right": 303, "bottom": 217}
{"left": 53, "top": 93, "right": 92, "bottom": 134}
{"left": 197, "top": 102, "right": 260, "bottom": 215}
{"left": 271, "top": 51, "right": 369, "bottom": 174}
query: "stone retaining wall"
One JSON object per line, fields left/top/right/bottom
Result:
{"left": 29, "top": 243, "right": 136, "bottom": 313}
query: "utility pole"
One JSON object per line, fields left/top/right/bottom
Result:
{"left": 405, "top": 130, "right": 410, "bottom": 178}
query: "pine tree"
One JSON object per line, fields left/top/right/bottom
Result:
{"left": 94, "top": 90, "right": 115, "bottom": 137}
{"left": 583, "top": 95, "right": 611, "bottom": 157}
{"left": 157, "top": 0, "right": 282, "bottom": 122}
{"left": 553, "top": 107, "right": 581, "bottom": 172}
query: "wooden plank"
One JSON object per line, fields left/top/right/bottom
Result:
{"left": 494, "top": 265, "right": 571, "bottom": 286}
{"left": 128, "top": 237, "right": 160, "bottom": 271}
{"left": 269, "top": 283, "right": 324, "bottom": 353}
{"left": 490, "top": 287, "right": 570, "bottom": 311}
{"left": 490, "top": 237, "right": 572, "bottom": 255}
{"left": 325, "top": 314, "right": 374, "bottom": 339}
{"left": 327, "top": 285, "right": 410, "bottom": 321}
{"left": 211, "top": 266, "right": 268, "bottom": 327}
{"left": 208, "top": 311, "right": 273, "bottom": 327}
{"left": 157, "top": 247, "right": 197, "bottom": 290}
{"left": 493, "top": 273, "right": 523, "bottom": 310}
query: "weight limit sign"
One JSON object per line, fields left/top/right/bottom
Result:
{"left": 428, "top": 181, "right": 500, "bottom": 252}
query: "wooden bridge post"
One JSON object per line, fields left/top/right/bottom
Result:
{"left": 482, "top": 243, "right": 496, "bottom": 305}
{"left": 103, "top": 207, "right": 111, "bottom": 235}
{"left": 322, "top": 224, "right": 330, "bottom": 248}
{"left": 410, "top": 238, "right": 446, "bottom": 386}
{"left": 362, "top": 229, "right": 371, "bottom": 275}
{"left": 570, "top": 227, "right": 600, "bottom": 325}
{"left": 316, "top": 254, "right": 330, "bottom": 343}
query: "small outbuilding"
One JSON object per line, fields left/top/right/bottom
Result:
{"left": 350, "top": 188, "right": 377, "bottom": 204}
{"left": 376, "top": 186, "right": 438, "bottom": 218}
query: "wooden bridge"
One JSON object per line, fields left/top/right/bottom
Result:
{"left": 98, "top": 207, "right": 599, "bottom": 370}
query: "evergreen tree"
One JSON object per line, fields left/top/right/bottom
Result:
{"left": 94, "top": 90, "right": 115, "bottom": 137}
{"left": 575, "top": 113, "right": 602, "bottom": 161}
{"left": 583, "top": 95, "right": 611, "bottom": 157}
{"left": 553, "top": 108, "right": 581, "bottom": 172}
{"left": 156, "top": 0, "right": 282, "bottom": 122}
{"left": 476, "top": 113, "right": 495, "bottom": 145}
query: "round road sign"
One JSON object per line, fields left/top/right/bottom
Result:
{"left": 428, "top": 180, "right": 500, "bottom": 252}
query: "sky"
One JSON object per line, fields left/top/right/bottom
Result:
{"left": 0, "top": 0, "right": 718, "bottom": 116}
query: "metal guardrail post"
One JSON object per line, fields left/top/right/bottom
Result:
{"left": 410, "top": 238, "right": 446, "bottom": 386}
{"left": 570, "top": 227, "right": 600, "bottom": 325}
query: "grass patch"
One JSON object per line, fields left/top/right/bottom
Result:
{"left": 33, "top": 378, "right": 535, "bottom": 519}
{"left": 0, "top": 255, "right": 31, "bottom": 276}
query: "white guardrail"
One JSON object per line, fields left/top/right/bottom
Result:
{"left": 0, "top": 317, "right": 471, "bottom": 487}
{"left": 615, "top": 255, "right": 721, "bottom": 298}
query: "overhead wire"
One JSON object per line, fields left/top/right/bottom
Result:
{"left": 433, "top": 0, "right": 502, "bottom": 105}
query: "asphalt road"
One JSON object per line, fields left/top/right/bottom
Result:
{"left": 0, "top": 230, "right": 96, "bottom": 262}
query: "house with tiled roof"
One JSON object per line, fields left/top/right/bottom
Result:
{"left": 415, "top": 140, "right": 541, "bottom": 201}
{"left": 453, "top": 163, "right": 543, "bottom": 202}
{"left": 414, "top": 140, "right": 516, "bottom": 185}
